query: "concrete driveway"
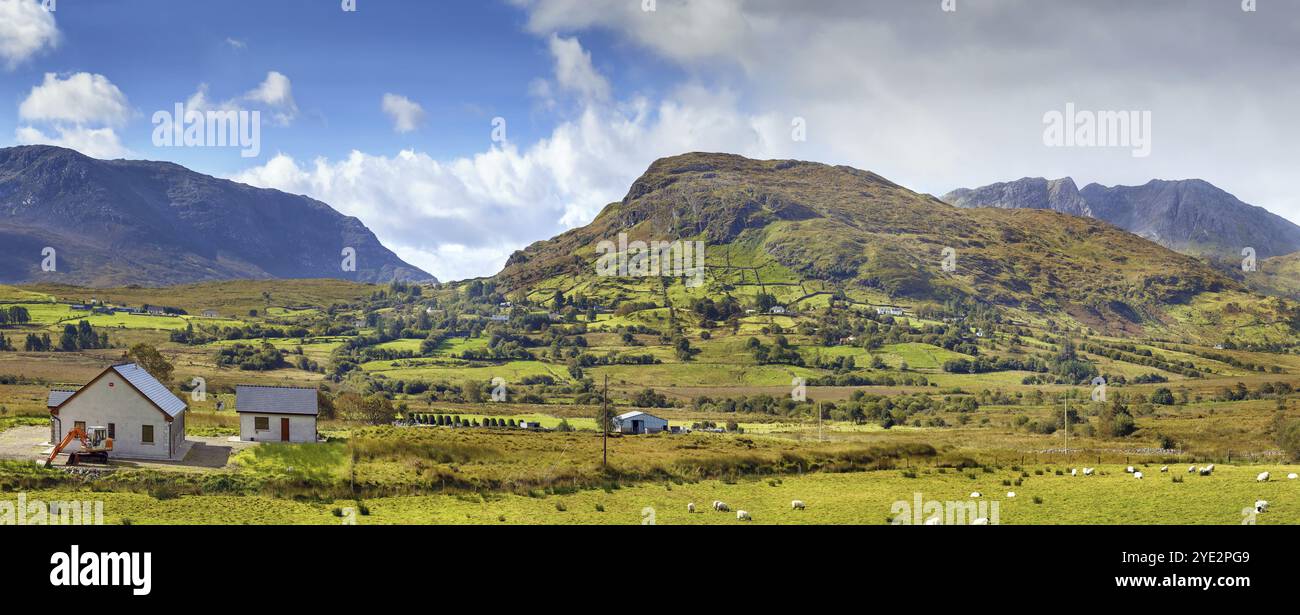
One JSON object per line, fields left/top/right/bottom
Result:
{"left": 0, "top": 425, "right": 256, "bottom": 471}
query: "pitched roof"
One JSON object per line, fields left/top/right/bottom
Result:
{"left": 112, "top": 363, "right": 187, "bottom": 417}
{"left": 616, "top": 411, "right": 663, "bottom": 421}
{"left": 47, "top": 389, "right": 78, "bottom": 408}
{"left": 235, "top": 385, "right": 319, "bottom": 416}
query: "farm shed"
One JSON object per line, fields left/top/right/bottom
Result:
{"left": 613, "top": 411, "right": 668, "bottom": 435}
{"left": 47, "top": 363, "right": 188, "bottom": 460}
{"left": 236, "top": 385, "right": 319, "bottom": 443}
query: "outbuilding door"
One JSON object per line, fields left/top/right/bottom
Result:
{"left": 632, "top": 419, "right": 643, "bottom": 434}
{"left": 281, "top": 418, "right": 290, "bottom": 442}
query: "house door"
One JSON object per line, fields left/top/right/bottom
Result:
{"left": 280, "top": 418, "right": 290, "bottom": 442}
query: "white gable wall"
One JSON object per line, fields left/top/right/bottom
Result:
{"left": 53, "top": 372, "right": 183, "bottom": 460}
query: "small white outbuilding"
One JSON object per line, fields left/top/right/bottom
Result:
{"left": 612, "top": 411, "right": 668, "bottom": 435}
{"left": 236, "top": 385, "right": 319, "bottom": 443}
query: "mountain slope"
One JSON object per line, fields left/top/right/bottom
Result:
{"left": 0, "top": 145, "right": 434, "bottom": 287}
{"left": 943, "top": 177, "right": 1300, "bottom": 259}
{"left": 494, "top": 153, "right": 1277, "bottom": 336}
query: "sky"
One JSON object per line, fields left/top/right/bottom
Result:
{"left": 3, "top": 0, "right": 1299, "bottom": 282}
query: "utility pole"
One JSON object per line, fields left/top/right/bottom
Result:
{"left": 602, "top": 374, "right": 608, "bottom": 468}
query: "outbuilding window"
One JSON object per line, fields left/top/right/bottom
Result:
{"left": 254, "top": 417, "right": 269, "bottom": 431}
{"left": 142, "top": 424, "right": 154, "bottom": 444}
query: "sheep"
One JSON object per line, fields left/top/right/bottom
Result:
{"left": 1006, "top": 492, "right": 1016, "bottom": 498}
{"left": 1255, "top": 500, "right": 1269, "bottom": 514}
{"left": 924, "top": 516, "right": 942, "bottom": 525}
{"left": 1188, "top": 465, "right": 1197, "bottom": 473}
{"left": 713, "top": 501, "right": 730, "bottom": 512}
{"left": 1070, "top": 468, "right": 1077, "bottom": 476}
{"left": 791, "top": 500, "right": 806, "bottom": 510}
{"left": 971, "top": 517, "right": 989, "bottom": 525}
{"left": 1083, "top": 468, "right": 1095, "bottom": 476}
{"left": 969, "top": 491, "right": 982, "bottom": 498}
{"left": 1125, "top": 466, "right": 1135, "bottom": 474}
{"left": 1289, "top": 473, "right": 1298, "bottom": 480}
{"left": 736, "top": 510, "right": 752, "bottom": 521}
{"left": 1199, "top": 465, "right": 1214, "bottom": 476}
{"left": 1257, "top": 471, "right": 1270, "bottom": 483}
{"left": 1160, "top": 466, "right": 1169, "bottom": 473}
{"left": 687, "top": 502, "right": 696, "bottom": 513}
{"left": 1134, "top": 471, "right": 1144, "bottom": 480}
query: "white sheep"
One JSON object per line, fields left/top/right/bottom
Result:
{"left": 736, "top": 510, "right": 752, "bottom": 521}
{"left": 1289, "top": 473, "right": 1298, "bottom": 480}
{"left": 1006, "top": 491, "right": 1016, "bottom": 498}
{"left": 1255, "top": 500, "right": 1269, "bottom": 513}
{"left": 971, "top": 517, "right": 989, "bottom": 525}
{"left": 1070, "top": 468, "right": 1077, "bottom": 476}
{"left": 1083, "top": 468, "right": 1095, "bottom": 476}
{"left": 687, "top": 502, "right": 695, "bottom": 513}
{"left": 1160, "top": 466, "right": 1168, "bottom": 473}
{"left": 1125, "top": 466, "right": 1135, "bottom": 473}
{"left": 1199, "top": 465, "right": 1214, "bottom": 476}
{"left": 1257, "top": 471, "right": 1270, "bottom": 482}
{"left": 1134, "top": 471, "right": 1143, "bottom": 480}
{"left": 791, "top": 500, "right": 806, "bottom": 510}
{"left": 969, "top": 491, "right": 981, "bottom": 498}
{"left": 713, "top": 501, "right": 730, "bottom": 512}
{"left": 1188, "top": 465, "right": 1196, "bottom": 473}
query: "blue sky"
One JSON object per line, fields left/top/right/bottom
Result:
{"left": 4, "top": 0, "right": 1300, "bottom": 281}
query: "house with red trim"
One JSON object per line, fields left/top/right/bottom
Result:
{"left": 46, "top": 363, "right": 189, "bottom": 461}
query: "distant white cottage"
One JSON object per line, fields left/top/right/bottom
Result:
{"left": 613, "top": 411, "right": 668, "bottom": 435}
{"left": 235, "top": 385, "right": 319, "bottom": 443}
{"left": 46, "top": 363, "right": 188, "bottom": 460}
{"left": 875, "top": 306, "right": 905, "bottom": 317}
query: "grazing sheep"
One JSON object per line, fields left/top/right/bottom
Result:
{"left": 1188, "top": 465, "right": 1196, "bottom": 473}
{"left": 1126, "top": 466, "right": 1135, "bottom": 474}
{"left": 969, "top": 492, "right": 982, "bottom": 498}
{"left": 1160, "top": 466, "right": 1169, "bottom": 473}
{"left": 971, "top": 517, "right": 989, "bottom": 525}
{"left": 1070, "top": 468, "right": 1077, "bottom": 476}
{"left": 1199, "top": 465, "right": 1214, "bottom": 476}
{"left": 1083, "top": 468, "right": 1095, "bottom": 476}
{"left": 687, "top": 502, "right": 696, "bottom": 513}
{"left": 1255, "top": 500, "right": 1269, "bottom": 513}
{"left": 924, "top": 516, "right": 942, "bottom": 525}
{"left": 713, "top": 501, "right": 730, "bottom": 512}
{"left": 1006, "top": 492, "right": 1016, "bottom": 498}
{"left": 1258, "top": 472, "right": 1270, "bottom": 482}
{"left": 791, "top": 500, "right": 806, "bottom": 510}
{"left": 736, "top": 510, "right": 752, "bottom": 521}
{"left": 1289, "top": 473, "right": 1298, "bottom": 480}
{"left": 1134, "top": 471, "right": 1144, "bottom": 480}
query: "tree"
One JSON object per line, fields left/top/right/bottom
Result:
{"left": 317, "top": 390, "right": 336, "bottom": 420}
{"left": 1150, "top": 387, "right": 1175, "bottom": 405}
{"left": 124, "top": 343, "right": 174, "bottom": 383}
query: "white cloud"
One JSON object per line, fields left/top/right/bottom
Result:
{"left": 233, "top": 39, "right": 791, "bottom": 282}
{"left": 244, "top": 71, "right": 297, "bottom": 125}
{"left": 225, "top": 37, "right": 247, "bottom": 50}
{"left": 19, "top": 72, "right": 130, "bottom": 126}
{"left": 15, "top": 72, "right": 132, "bottom": 159}
{"left": 0, "top": 0, "right": 60, "bottom": 70}
{"left": 381, "top": 93, "right": 425, "bottom": 133}
{"left": 546, "top": 34, "right": 610, "bottom": 101}
{"left": 16, "top": 125, "right": 129, "bottom": 159}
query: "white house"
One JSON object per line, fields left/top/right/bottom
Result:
{"left": 613, "top": 411, "right": 669, "bottom": 435}
{"left": 769, "top": 306, "right": 787, "bottom": 315}
{"left": 46, "top": 363, "right": 188, "bottom": 460}
{"left": 235, "top": 385, "right": 319, "bottom": 443}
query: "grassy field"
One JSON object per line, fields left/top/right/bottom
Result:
{"left": 12, "top": 463, "right": 1297, "bottom": 524}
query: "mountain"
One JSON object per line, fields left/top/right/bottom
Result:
{"left": 493, "top": 153, "right": 1282, "bottom": 337}
{"left": 943, "top": 177, "right": 1300, "bottom": 260}
{"left": 0, "top": 146, "right": 434, "bottom": 287}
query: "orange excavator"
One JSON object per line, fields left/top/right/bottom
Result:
{"left": 44, "top": 426, "right": 113, "bottom": 468}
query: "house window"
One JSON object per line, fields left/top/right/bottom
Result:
{"left": 254, "top": 417, "right": 269, "bottom": 431}
{"left": 74, "top": 421, "right": 86, "bottom": 434}
{"left": 141, "top": 424, "right": 154, "bottom": 444}
{"left": 107, "top": 423, "right": 115, "bottom": 439}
